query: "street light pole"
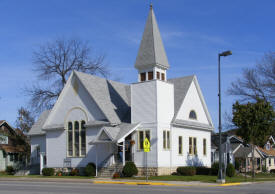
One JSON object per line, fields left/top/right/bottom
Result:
{"left": 217, "top": 50, "right": 232, "bottom": 183}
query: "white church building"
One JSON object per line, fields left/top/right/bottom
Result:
{"left": 29, "top": 5, "right": 214, "bottom": 176}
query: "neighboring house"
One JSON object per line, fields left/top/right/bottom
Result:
{"left": 258, "top": 136, "right": 275, "bottom": 172}
{"left": 28, "top": 5, "right": 214, "bottom": 176}
{"left": 211, "top": 134, "right": 243, "bottom": 167}
{"left": 0, "top": 120, "right": 27, "bottom": 171}
{"left": 234, "top": 145, "right": 264, "bottom": 172}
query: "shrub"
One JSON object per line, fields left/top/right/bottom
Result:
{"left": 211, "top": 162, "right": 225, "bottom": 175}
{"left": 56, "top": 170, "right": 62, "bottom": 176}
{"left": 122, "top": 162, "right": 138, "bottom": 177}
{"left": 171, "top": 172, "right": 178, "bottom": 176}
{"left": 196, "top": 167, "right": 211, "bottom": 175}
{"left": 176, "top": 167, "right": 196, "bottom": 176}
{"left": 235, "top": 159, "right": 240, "bottom": 171}
{"left": 84, "top": 163, "right": 96, "bottom": 176}
{"left": 270, "top": 169, "right": 275, "bottom": 174}
{"left": 70, "top": 168, "right": 79, "bottom": 176}
{"left": 226, "top": 163, "right": 235, "bottom": 177}
{"left": 112, "top": 172, "right": 120, "bottom": 179}
{"left": 87, "top": 162, "right": 96, "bottom": 169}
{"left": 5, "top": 166, "right": 15, "bottom": 175}
{"left": 42, "top": 168, "right": 55, "bottom": 176}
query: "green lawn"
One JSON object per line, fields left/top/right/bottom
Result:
{"left": 124, "top": 174, "right": 275, "bottom": 183}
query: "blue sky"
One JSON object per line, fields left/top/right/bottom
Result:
{"left": 0, "top": 0, "right": 274, "bottom": 132}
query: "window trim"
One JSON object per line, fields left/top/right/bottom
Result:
{"left": 178, "top": 136, "right": 183, "bottom": 155}
{"left": 189, "top": 137, "right": 197, "bottom": 155}
{"left": 137, "top": 129, "right": 151, "bottom": 151}
{"left": 163, "top": 130, "right": 170, "bottom": 150}
{"left": 203, "top": 138, "right": 207, "bottom": 156}
{"left": 67, "top": 120, "right": 86, "bottom": 158}
{"left": 189, "top": 110, "right": 197, "bottom": 120}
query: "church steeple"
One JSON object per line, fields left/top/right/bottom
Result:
{"left": 135, "top": 5, "right": 169, "bottom": 82}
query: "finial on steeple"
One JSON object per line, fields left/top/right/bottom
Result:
{"left": 150, "top": 2, "right": 153, "bottom": 10}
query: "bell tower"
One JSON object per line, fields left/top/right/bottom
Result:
{"left": 134, "top": 4, "right": 170, "bottom": 82}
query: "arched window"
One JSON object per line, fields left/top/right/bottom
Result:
{"left": 67, "top": 120, "right": 86, "bottom": 157}
{"left": 80, "top": 121, "right": 86, "bottom": 156}
{"left": 74, "top": 121, "right": 80, "bottom": 157}
{"left": 189, "top": 110, "right": 197, "bottom": 120}
{"left": 68, "top": 122, "right": 73, "bottom": 156}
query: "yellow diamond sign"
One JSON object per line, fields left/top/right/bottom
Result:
{"left": 143, "top": 138, "right": 150, "bottom": 152}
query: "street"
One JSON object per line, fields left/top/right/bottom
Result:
{"left": 0, "top": 180, "right": 275, "bottom": 194}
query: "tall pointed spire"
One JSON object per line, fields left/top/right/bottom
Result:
{"left": 135, "top": 5, "right": 169, "bottom": 70}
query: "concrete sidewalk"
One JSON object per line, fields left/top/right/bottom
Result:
{"left": 0, "top": 177, "right": 246, "bottom": 187}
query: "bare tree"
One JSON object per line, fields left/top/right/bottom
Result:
{"left": 228, "top": 52, "right": 275, "bottom": 106}
{"left": 26, "top": 38, "right": 109, "bottom": 114}
{"left": 15, "top": 107, "right": 35, "bottom": 133}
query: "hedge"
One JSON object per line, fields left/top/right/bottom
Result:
{"left": 42, "top": 168, "right": 55, "bottom": 176}
{"left": 5, "top": 166, "right": 15, "bottom": 175}
{"left": 176, "top": 167, "right": 196, "bottom": 176}
{"left": 85, "top": 163, "right": 96, "bottom": 176}
{"left": 196, "top": 167, "right": 211, "bottom": 175}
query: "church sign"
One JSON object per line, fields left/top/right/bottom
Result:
{"left": 143, "top": 138, "right": 150, "bottom": 152}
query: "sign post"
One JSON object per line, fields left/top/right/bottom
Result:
{"left": 143, "top": 138, "right": 150, "bottom": 182}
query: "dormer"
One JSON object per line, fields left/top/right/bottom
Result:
{"left": 135, "top": 4, "right": 169, "bottom": 82}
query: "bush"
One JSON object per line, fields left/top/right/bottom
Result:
{"left": 176, "top": 167, "right": 196, "bottom": 176}
{"left": 196, "top": 167, "right": 211, "bottom": 175}
{"left": 226, "top": 163, "right": 235, "bottom": 177}
{"left": 70, "top": 168, "right": 79, "bottom": 176}
{"left": 211, "top": 162, "right": 225, "bottom": 175}
{"left": 42, "top": 168, "right": 55, "bottom": 176}
{"left": 171, "top": 172, "right": 178, "bottom": 176}
{"left": 270, "top": 169, "right": 275, "bottom": 174}
{"left": 84, "top": 163, "right": 96, "bottom": 176}
{"left": 122, "top": 162, "right": 138, "bottom": 177}
{"left": 5, "top": 166, "right": 15, "bottom": 175}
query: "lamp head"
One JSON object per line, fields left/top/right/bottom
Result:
{"left": 219, "top": 50, "right": 232, "bottom": 57}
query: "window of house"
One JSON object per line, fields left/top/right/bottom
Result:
{"left": 81, "top": 121, "right": 86, "bottom": 156}
{"left": 68, "top": 122, "right": 73, "bottom": 156}
{"left": 203, "top": 138, "right": 207, "bottom": 156}
{"left": 140, "top": 73, "right": 146, "bottom": 82}
{"left": 157, "top": 72, "right": 160, "bottom": 79}
{"left": 179, "top": 136, "right": 182, "bottom": 155}
{"left": 269, "top": 158, "right": 271, "bottom": 166}
{"left": 10, "top": 154, "right": 14, "bottom": 162}
{"left": 266, "top": 143, "right": 270, "bottom": 150}
{"left": 163, "top": 130, "right": 170, "bottom": 150}
{"left": 161, "top": 73, "right": 165, "bottom": 81}
{"left": 148, "top": 71, "right": 153, "bottom": 80}
{"left": 189, "top": 137, "right": 197, "bottom": 155}
{"left": 189, "top": 110, "right": 197, "bottom": 120}
{"left": 67, "top": 120, "right": 86, "bottom": 157}
{"left": 138, "top": 130, "right": 150, "bottom": 150}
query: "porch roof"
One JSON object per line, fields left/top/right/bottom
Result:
{"left": 89, "top": 122, "right": 140, "bottom": 144}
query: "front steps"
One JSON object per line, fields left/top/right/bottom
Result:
{"left": 98, "top": 163, "right": 123, "bottom": 177}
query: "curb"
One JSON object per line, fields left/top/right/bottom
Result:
{"left": 93, "top": 180, "right": 242, "bottom": 187}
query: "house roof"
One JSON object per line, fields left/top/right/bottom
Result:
{"left": 135, "top": 5, "right": 169, "bottom": 70}
{"left": 75, "top": 71, "right": 131, "bottom": 124}
{"left": 258, "top": 147, "right": 275, "bottom": 157}
{"left": 0, "top": 120, "right": 5, "bottom": 126}
{"left": 234, "top": 145, "right": 264, "bottom": 158}
{"left": 28, "top": 110, "right": 51, "bottom": 136}
{"left": 0, "top": 145, "right": 25, "bottom": 153}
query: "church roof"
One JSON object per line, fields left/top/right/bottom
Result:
{"left": 135, "top": 5, "right": 169, "bottom": 70}
{"left": 28, "top": 110, "right": 51, "bottom": 135}
{"left": 168, "top": 75, "right": 195, "bottom": 120}
{"left": 74, "top": 71, "right": 131, "bottom": 124}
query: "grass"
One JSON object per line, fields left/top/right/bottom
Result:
{"left": 123, "top": 173, "right": 275, "bottom": 183}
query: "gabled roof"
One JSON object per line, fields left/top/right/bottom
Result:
{"left": 258, "top": 147, "right": 275, "bottom": 157}
{"left": 168, "top": 75, "right": 214, "bottom": 128}
{"left": 74, "top": 71, "right": 131, "bottom": 124}
{"left": 28, "top": 110, "right": 51, "bottom": 136}
{"left": 168, "top": 75, "right": 195, "bottom": 119}
{"left": 135, "top": 5, "right": 169, "bottom": 70}
{"left": 90, "top": 123, "right": 140, "bottom": 144}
